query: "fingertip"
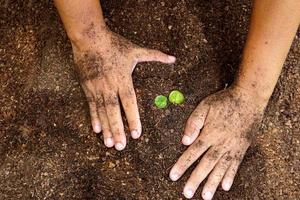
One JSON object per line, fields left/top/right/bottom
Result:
{"left": 115, "top": 142, "right": 126, "bottom": 151}
{"left": 222, "top": 179, "right": 232, "bottom": 191}
{"left": 131, "top": 129, "right": 141, "bottom": 139}
{"left": 182, "top": 135, "right": 192, "bottom": 145}
{"left": 183, "top": 188, "right": 194, "bottom": 199}
{"left": 169, "top": 171, "right": 180, "bottom": 181}
{"left": 169, "top": 166, "right": 181, "bottom": 181}
{"left": 167, "top": 55, "right": 176, "bottom": 63}
{"left": 93, "top": 124, "right": 101, "bottom": 133}
{"left": 104, "top": 137, "right": 114, "bottom": 148}
{"left": 202, "top": 191, "right": 213, "bottom": 200}
{"left": 113, "top": 130, "right": 127, "bottom": 151}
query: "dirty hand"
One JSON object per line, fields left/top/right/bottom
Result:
{"left": 73, "top": 29, "right": 176, "bottom": 150}
{"left": 169, "top": 86, "right": 267, "bottom": 199}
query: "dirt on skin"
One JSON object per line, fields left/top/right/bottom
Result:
{"left": 0, "top": 0, "right": 299, "bottom": 199}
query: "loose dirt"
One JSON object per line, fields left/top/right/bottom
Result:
{"left": 0, "top": 0, "right": 299, "bottom": 199}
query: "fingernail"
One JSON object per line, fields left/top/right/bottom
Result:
{"left": 104, "top": 138, "right": 114, "bottom": 148}
{"left": 115, "top": 142, "right": 125, "bottom": 151}
{"left": 168, "top": 56, "right": 176, "bottom": 63}
{"left": 131, "top": 130, "right": 141, "bottom": 139}
{"left": 93, "top": 124, "right": 101, "bottom": 133}
{"left": 182, "top": 135, "right": 191, "bottom": 145}
{"left": 222, "top": 180, "right": 232, "bottom": 191}
{"left": 170, "top": 172, "right": 179, "bottom": 181}
{"left": 183, "top": 188, "right": 194, "bottom": 199}
{"left": 203, "top": 191, "right": 213, "bottom": 200}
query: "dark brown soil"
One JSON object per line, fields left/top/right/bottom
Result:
{"left": 0, "top": 0, "right": 299, "bottom": 199}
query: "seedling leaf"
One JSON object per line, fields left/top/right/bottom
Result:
{"left": 154, "top": 95, "right": 168, "bottom": 109}
{"left": 169, "top": 90, "right": 185, "bottom": 105}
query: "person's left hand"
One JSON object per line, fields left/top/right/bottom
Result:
{"left": 169, "top": 86, "right": 267, "bottom": 199}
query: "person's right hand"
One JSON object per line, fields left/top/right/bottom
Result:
{"left": 72, "top": 28, "right": 176, "bottom": 150}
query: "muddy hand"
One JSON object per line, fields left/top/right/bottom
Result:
{"left": 73, "top": 30, "right": 176, "bottom": 150}
{"left": 169, "top": 86, "right": 267, "bottom": 199}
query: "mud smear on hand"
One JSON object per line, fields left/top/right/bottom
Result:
{"left": 110, "top": 31, "right": 135, "bottom": 55}
{"left": 241, "top": 115, "right": 263, "bottom": 144}
{"left": 104, "top": 93, "right": 119, "bottom": 107}
{"left": 75, "top": 51, "right": 104, "bottom": 82}
{"left": 82, "top": 22, "right": 97, "bottom": 40}
{"left": 204, "top": 87, "right": 264, "bottom": 142}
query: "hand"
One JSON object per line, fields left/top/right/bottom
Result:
{"left": 169, "top": 86, "right": 267, "bottom": 199}
{"left": 73, "top": 29, "right": 176, "bottom": 150}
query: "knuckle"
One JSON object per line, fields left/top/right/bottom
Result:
{"left": 225, "top": 154, "right": 233, "bottom": 162}
{"left": 136, "top": 47, "right": 148, "bottom": 56}
{"left": 110, "top": 121, "right": 124, "bottom": 133}
{"left": 187, "top": 118, "right": 199, "bottom": 129}
{"left": 185, "top": 151, "right": 197, "bottom": 164}
{"left": 110, "top": 120, "right": 119, "bottom": 128}
{"left": 218, "top": 154, "right": 233, "bottom": 170}
{"left": 188, "top": 113, "right": 205, "bottom": 128}
{"left": 113, "top": 130, "right": 125, "bottom": 137}
{"left": 209, "top": 172, "right": 223, "bottom": 182}
{"left": 206, "top": 149, "right": 221, "bottom": 161}
{"left": 134, "top": 50, "right": 143, "bottom": 59}
{"left": 234, "top": 152, "right": 244, "bottom": 162}
{"left": 95, "top": 95, "right": 104, "bottom": 108}
{"left": 176, "top": 158, "right": 190, "bottom": 172}
{"left": 177, "top": 164, "right": 186, "bottom": 173}
{"left": 127, "top": 119, "right": 138, "bottom": 126}
{"left": 214, "top": 173, "right": 224, "bottom": 181}
{"left": 191, "top": 139, "right": 205, "bottom": 150}
{"left": 189, "top": 140, "right": 206, "bottom": 156}
{"left": 122, "top": 87, "right": 135, "bottom": 98}
{"left": 230, "top": 165, "right": 238, "bottom": 174}
{"left": 104, "top": 93, "right": 119, "bottom": 107}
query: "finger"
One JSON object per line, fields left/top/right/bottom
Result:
{"left": 96, "top": 93, "right": 114, "bottom": 148}
{"left": 87, "top": 99, "right": 102, "bottom": 133}
{"left": 169, "top": 137, "right": 210, "bottom": 182}
{"left": 119, "top": 79, "right": 142, "bottom": 139}
{"left": 183, "top": 101, "right": 210, "bottom": 145}
{"left": 201, "top": 153, "right": 232, "bottom": 200}
{"left": 82, "top": 86, "right": 101, "bottom": 133}
{"left": 183, "top": 147, "right": 224, "bottom": 199}
{"left": 222, "top": 151, "right": 246, "bottom": 191}
{"left": 135, "top": 48, "right": 176, "bottom": 64}
{"left": 104, "top": 92, "right": 126, "bottom": 151}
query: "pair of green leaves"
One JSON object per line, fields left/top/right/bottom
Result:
{"left": 154, "top": 90, "right": 185, "bottom": 109}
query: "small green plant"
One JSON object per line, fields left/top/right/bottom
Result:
{"left": 154, "top": 95, "right": 168, "bottom": 109}
{"left": 169, "top": 90, "right": 185, "bottom": 105}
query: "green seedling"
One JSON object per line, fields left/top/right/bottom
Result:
{"left": 154, "top": 95, "right": 168, "bottom": 109}
{"left": 169, "top": 90, "right": 185, "bottom": 105}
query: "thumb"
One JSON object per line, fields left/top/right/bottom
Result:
{"left": 135, "top": 48, "right": 176, "bottom": 64}
{"left": 182, "top": 100, "right": 210, "bottom": 145}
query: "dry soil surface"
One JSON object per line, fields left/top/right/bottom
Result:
{"left": 0, "top": 0, "right": 299, "bottom": 199}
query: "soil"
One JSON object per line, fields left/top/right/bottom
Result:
{"left": 0, "top": 0, "right": 299, "bottom": 199}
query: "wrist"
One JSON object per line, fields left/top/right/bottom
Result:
{"left": 68, "top": 24, "right": 110, "bottom": 51}
{"left": 231, "top": 83, "right": 270, "bottom": 109}
{"left": 234, "top": 72, "right": 275, "bottom": 104}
